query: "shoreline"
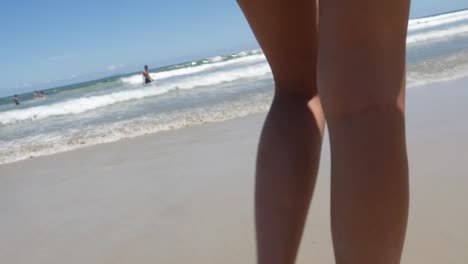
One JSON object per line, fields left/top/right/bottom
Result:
{"left": 1, "top": 74, "right": 468, "bottom": 167}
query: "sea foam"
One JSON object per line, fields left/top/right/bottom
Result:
{"left": 0, "top": 62, "right": 271, "bottom": 125}
{"left": 408, "top": 9, "right": 468, "bottom": 31}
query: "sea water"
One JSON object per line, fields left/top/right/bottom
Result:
{"left": 1, "top": 9, "right": 468, "bottom": 164}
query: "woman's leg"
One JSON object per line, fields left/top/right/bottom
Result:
{"left": 237, "top": 1, "right": 324, "bottom": 263}
{"left": 318, "top": 1, "right": 411, "bottom": 264}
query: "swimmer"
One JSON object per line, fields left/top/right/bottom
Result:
{"left": 13, "top": 95, "right": 20, "bottom": 105}
{"left": 142, "top": 65, "right": 154, "bottom": 84}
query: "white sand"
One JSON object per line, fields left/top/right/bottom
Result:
{"left": 1, "top": 78, "right": 468, "bottom": 263}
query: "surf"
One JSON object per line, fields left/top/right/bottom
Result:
{"left": 408, "top": 9, "right": 468, "bottom": 31}
{"left": 0, "top": 61, "right": 271, "bottom": 125}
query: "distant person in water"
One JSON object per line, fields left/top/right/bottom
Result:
{"left": 13, "top": 95, "right": 20, "bottom": 105}
{"left": 33, "top": 91, "right": 46, "bottom": 100}
{"left": 142, "top": 65, "right": 153, "bottom": 84}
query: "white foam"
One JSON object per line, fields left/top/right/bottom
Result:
{"left": 208, "top": 55, "right": 223, "bottom": 62}
{"left": 0, "top": 62, "right": 272, "bottom": 125}
{"left": 407, "top": 66, "right": 468, "bottom": 88}
{"left": 409, "top": 9, "right": 468, "bottom": 31}
{"left": 0, "top": 93, "right": 272, "bottom": 165}
{"left": 407, "top": 24, "right": 468, "bottom": 45}
{"left": 238, "top": 51, "right": 249, "bottom": 56}
{"left": 171, "top": 62, "right": 271, "bottom": 90}
{"left": 120, "top": 53, "right": 266, "bottom": 85}
{"left": 407, "top": 51, "right": 468, "bottom": 88}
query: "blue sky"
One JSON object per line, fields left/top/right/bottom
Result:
{"left": 0, "top": 0, "right": 466, "bottom": 96}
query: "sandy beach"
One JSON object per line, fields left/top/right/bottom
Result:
{"left": 1, "top": 77, "right": 468, "bottom": 264}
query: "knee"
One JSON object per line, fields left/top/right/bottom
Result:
{"left": 321, "top": 94, "right": 404, "bottom": 121}
{"left": 273, "top": 87, "right": 319, "bottom": 107}
{"left": 317, "top": 70, "right": 406, "bottom": 120}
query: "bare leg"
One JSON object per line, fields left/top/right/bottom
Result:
{"left": 237, "top": 0, "right": 324, "bottom": 263}
{"left": 318, "top": 1, "right": 411, "bottom": 264}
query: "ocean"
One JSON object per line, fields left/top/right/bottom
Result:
{"left": 1, "top": 9, "right": 468, "bottom": 165}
